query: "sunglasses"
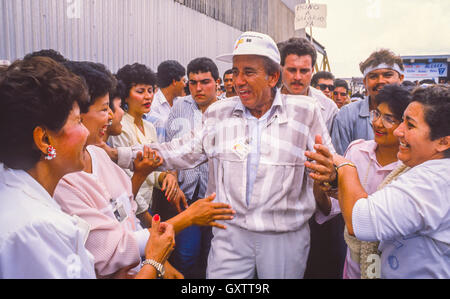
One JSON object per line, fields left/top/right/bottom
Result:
{"left": 318, "top": 84, "right": 335, "bottom": 92}
{"left": 370, "top": 110, "right": 400, "bottom": 129}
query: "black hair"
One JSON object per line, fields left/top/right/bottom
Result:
{"left": 223, "top": 69, "right": 233, "bottom": 81}
{"left": 375, "top": 84, "right": 413, "bottom": 121}
{"left": 334, "top": 79, "right": 349, "bottom": 92}
{"left": 24, "top": 49, "right": 67, "bottom": 64}
{"left": 116, "top": 63, "right": 157, "bottom": 107}
{"left": 311, "top": 71, "right": 335, "bottom": 87}
{"left": 109, "top": 78, "right": 126, "bottom": 112}
{"left": 64, "top": 61, "right": 115, "bottom": 113}
{"left": 412, "top": 84, "right": 450, "bottom": 157}
{"left": 419, "top": 79, "right": 436, "bottom": 85}
{"left": 279, "top": 37, "right": 317, "bottom": 67}
{"left": 187, "top": 57, "right": 219, "bottom": 81}
{"left": 157, "top": 60, "right": 186, "bottom": 89}
{"left": 0, "top": 57, "right": 89, "bottom": 170}
{"left": 352, "top": 92, "right": 365, "bottom": 99}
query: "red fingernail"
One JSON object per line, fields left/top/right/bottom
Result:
{"left": 167, "top": 197, "right": 170, "bottom": 202}
{"left": 153, "top": 214, "right": 160, "bottom": 222}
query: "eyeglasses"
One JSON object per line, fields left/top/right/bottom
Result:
{"left": 370, "top": 110, "right": 400, "bottom": 129}
{"left": 333, "top": 91, "right": 347, "bottom": 97}
{"left": 318, "top": 84, "right": 335, "bottom": 92}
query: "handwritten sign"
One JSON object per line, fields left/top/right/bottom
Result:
{"left": 295, "top": 3, "right": 327, "bottom": 30}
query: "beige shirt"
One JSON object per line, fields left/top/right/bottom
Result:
{"left": 308, "top": 86, "right": 339, "bottom": 133}
{"left": 108, "top": 112, "right": 161, "bottom": 215}
{"left": 150, "top": 91, "right": 335, "bottom": 233}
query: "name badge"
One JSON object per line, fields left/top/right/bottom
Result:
{"left": 232, "top": 138, "right": 250, "bottom": 160}
{"left": 111, "top": 199, "right": 128, "bottom": 223}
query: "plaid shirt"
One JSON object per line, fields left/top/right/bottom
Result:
{"left": 150, "top": 91, "right": 335, "bottom": 232}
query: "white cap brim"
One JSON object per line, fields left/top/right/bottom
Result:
{"left": 216, "top": 53, "right": 234, "bottom": 63}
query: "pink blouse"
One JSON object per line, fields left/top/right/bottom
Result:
{"left": 54, "top": 146, "right": 149, "bottom": 278}
{"left": 314, "top": 139, "right": 401, "bottom": 279}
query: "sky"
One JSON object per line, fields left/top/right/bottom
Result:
{"left": 301, "top": 0, "right": 450, "bottom": 78}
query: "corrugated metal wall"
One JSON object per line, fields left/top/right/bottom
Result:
{"left": 175, "top": 0, "right": 306, "bottom": 42}
{"left": 0, "top": 0, "right": 243, "bottom": 74}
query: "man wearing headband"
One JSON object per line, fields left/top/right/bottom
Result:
{"left": 331, "top": 49, "right": 405, "bottom": 155}
{"left": 148, "top": 31, "right": 335, "bottom": 278}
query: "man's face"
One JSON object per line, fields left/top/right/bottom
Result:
{"left": 316, "top": 78, "right": 334, "bottom": 99}
{"left": 232, "top": 55, "right": 279, "bottom": 113}
{"left": 364, "top": 68, "right": 404, "bottom": 99}
{"left": 223, "top": 73, "right": 234, "bottom": 94}
{"left": 333, "top": 87, "right": 349, "bottom": 109}
{"left": 281, "top": 54, "right": 313, "bottom": 95}
{"left": 189, "top": 71, "right": 218, "bottom": 110}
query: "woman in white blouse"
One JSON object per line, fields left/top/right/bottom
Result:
{"left": 109, "top": 63, "right": 182, "bottom": 222}
{"left": 307, "top": 84, "right": 450, "bottom": 278}
{"left": 0, "top": 57, "right": 96, "bottom": 278}
{"left": 0, "top": 57, "right": 176, "bottom": 279}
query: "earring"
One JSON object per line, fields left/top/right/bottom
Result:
{"left": 45, "top": 146, "right": 57, "bottom": 160}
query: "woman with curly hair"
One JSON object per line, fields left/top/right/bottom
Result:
{"left": 108, "top": 63, "right": 183, "bottom": 222}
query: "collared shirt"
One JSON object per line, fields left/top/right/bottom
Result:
{"left": 144, "top": 114, "right": 166, "bottom": 143}
{"left": 308, "top": 86, "right": 339, "bottom": 133}
{"left": 54, "top": 146, "right": 149, "bottom": 278}
{"left": 315, "top": 139, "right": 402, "bottom": 279}
{"left": 0, "top": 164, "right": 96, "bottom": 279}
{"left": 150, "top": 90, "right": 335, "bottom": 233}
{"left": 108, "top": 112, "right": 162, "bottom": 215}
{"left": 353, "top": 158, "right": 450, "bottom": 278}
{"left": 146, "top": 89, "right": 179, "bottom": 126}
{"left": 241, "top": 93, "right": 280, "bottom": 206}
{"left": 165, "top": 96, "right": 208, "bottom": 201}
{"left": 331, "top": 96, "right": 374, "bottom": 155}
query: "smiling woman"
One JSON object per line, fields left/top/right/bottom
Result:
{"left": 0, "top": 57, "right": 97, "bottom": 278}
{"left": 307, "top": 84, "right": 450, "bottom": 278}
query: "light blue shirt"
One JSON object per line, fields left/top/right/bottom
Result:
{"left": 331, "top": 96, "right": 374, "bottom": 155}
{"left": 165, "top": 96, "right": 208, "bottom": 201}
{"left": 240, "top": 92, "right": 282, "bottom": 206}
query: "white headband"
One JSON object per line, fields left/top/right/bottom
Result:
{"left": 363, "top": 63, "right": 404, "bottom": 78}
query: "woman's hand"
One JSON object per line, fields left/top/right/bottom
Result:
{"left": 161, "top": 172, "right": 180, "bottom": 202}
{"left": 134, "top": 146, "right": 163, "bottom": 178}
{"left": 171, "top": 189, "right": 189, "bottom": 214}
{"left": 187, "top": 193, "right": 235, "bottom": 229}
{"left": 144, "top": 214, "right": 175, "bottom": 264}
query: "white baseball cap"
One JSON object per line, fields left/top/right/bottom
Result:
{"left": 217, "top": 32, "right": 281, "bottom": 65}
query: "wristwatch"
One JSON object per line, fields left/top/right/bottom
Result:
{"left": 142, "top": 259, "right": 165, "bottom": 278}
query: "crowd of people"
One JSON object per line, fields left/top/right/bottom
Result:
{"left": 0, "top": 31, "right": 449, "bottom": 279}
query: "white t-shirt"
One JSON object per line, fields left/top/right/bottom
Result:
{"left": 353, "top": 158, "right": 450, "bottom": 278}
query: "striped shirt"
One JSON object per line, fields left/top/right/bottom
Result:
{"left": 165, "top": 96, "right": 208, "bottom": 201}
{"left": 150, "top": 90, "right": 335, "bottom": 233}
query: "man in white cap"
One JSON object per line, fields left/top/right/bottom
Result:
{"left": 148, "top": 31, "right": 335, "bottom": 278}
{"left": 331, "top": 49, "right": 405, "bottom": 155}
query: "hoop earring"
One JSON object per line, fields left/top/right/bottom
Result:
{"left": 45, "top": 146, "right": 57, "bottom": 161}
